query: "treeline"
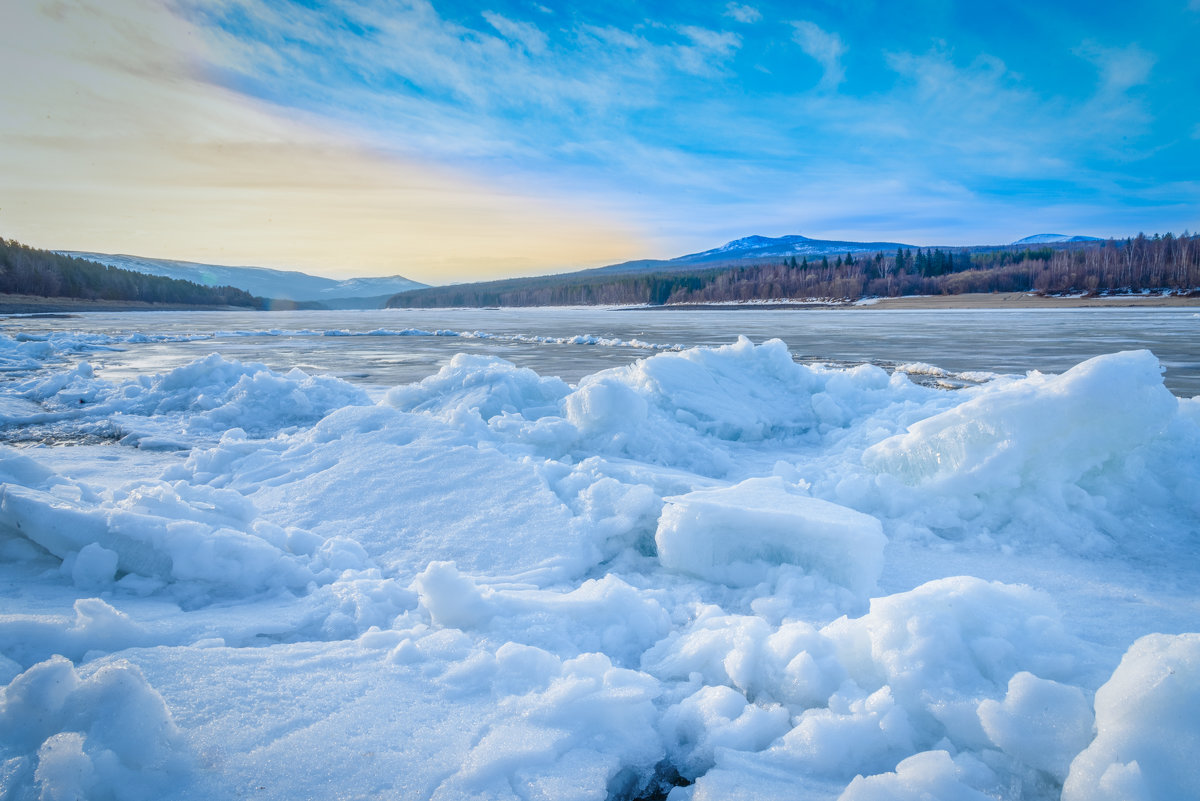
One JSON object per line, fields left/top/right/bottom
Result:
{"left": 0, "top": 238, "right": 260, "bottom": 307}
{"left": 388, "top": 233, "right": 1200, "bottom": 307}
{"left": 387, "top": 266, "right": 737, "bottom": 308}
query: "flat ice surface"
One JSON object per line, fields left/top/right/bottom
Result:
{"left": 0, "top": 308, "right": 1197, "bottom": 800}
{"left": 2, "top": 306, "right": 1197, "bottom": 394}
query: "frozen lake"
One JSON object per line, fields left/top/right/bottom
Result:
{"left": 1, "top": 306, "right": 1197, "bottom": 801}
{"left": 4, "top": 306, "right": 1198, "bottom": 395}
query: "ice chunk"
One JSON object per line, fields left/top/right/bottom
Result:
{"left": 0, "top": 451, "right": 332, "bottom": 600}
{"left": 414, "top": 562, "right": 495, "bottom": 630}
{"left": 838, "top": 749, "right": 997, "bottom": 801}
{"left": 660, "top": 685, "right": 791, "bottom": 780}
{"left": 69, "top": 543, "right": 119, "bottom": 588}
{"left": 656, "top": 476, "right": 885, "bottom": 593}
{"left": 1063, "top": 633, "right": 1200, "bottom": 801}
{"left": 864, "top": 350, "right": 1176, "bottom": 489}
{"left": 775, "top": 684, "right": 917, "bottom": 779}
{"left": 977, "top": 671, "right": 1094, "bottom": 781}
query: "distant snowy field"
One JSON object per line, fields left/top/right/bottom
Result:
{"left": 0, "top": 309, "right": 1197, "bottom": 801}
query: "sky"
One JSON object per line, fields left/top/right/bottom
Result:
{"left": 1, "top": 0, "right": 1198, "bottom": 283}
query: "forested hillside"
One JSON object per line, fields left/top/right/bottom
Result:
{"left": 1, "top": 238, "right": 260, "bottom": 307}
{"left": 388, "top": 233, "right": 1200, "bottom": 307}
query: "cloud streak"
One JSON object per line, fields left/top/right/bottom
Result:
{"left": 791, "top": 21, "right": 847, "bottom": 90}
{"left": 725, "top": 4, "right": 762, "bottom": 24}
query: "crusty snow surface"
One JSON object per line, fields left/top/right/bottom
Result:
{"left": 1, "top": 328, "right": 1198, "bottom": 801}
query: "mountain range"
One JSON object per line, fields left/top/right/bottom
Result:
{"left": 590, "top": 234, "right": 918, "bottom": 275}
{"left": 586, "top": 232, "right": 1106, "bottom": 276}
{"left": 59, "top": 233, "right": 1103, "bottom": 305}
{"left": 58, "top": 252, "right": 427, "bottom": 309}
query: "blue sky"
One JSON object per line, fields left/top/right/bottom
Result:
{"left": 2, "top": 0, "right": 1198, "bottom": 280}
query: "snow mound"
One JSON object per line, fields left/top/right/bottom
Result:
{"left": 656, "top": 476, "right": 886, "bottom": 594}
{"left": 825, "top": 577, "right": 1083, "bottom": 743}
{"left": 0, "top": 598, "right": 152, "bottom": 669}
{"left": 386, "top": 352, "right": 570, "bottom": 424}
{"left": 0, "top": 656, "right": 188, "bottom": 800}
{"left": 434, "top": 652, "right": 666, "bottom": 800}
{"left": 1063, "top": 633, "right": 1200, "bottom": 801}
{"left": 568, "top": 337, "right": 902, "bottom": 449}
{"left": 865, "top": 350, "right": 1174, "bottom": 489}
{"left": 180, "top": 404, "right": 586, "bottom": 583}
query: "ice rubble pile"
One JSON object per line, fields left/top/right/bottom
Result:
{"left": 0, "top": 338, "right": 1197, "bottom": 800}
{"left": 4, "top": 352, "right": 370, "bottom": 442}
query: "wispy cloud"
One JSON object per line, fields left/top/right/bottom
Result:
{"left": 190, "top": 1, "right": 746, "bottom": 154}
{"left": 675, "top": 26, "right": 742, "bottom": 75}
{"left": 790, "top": 21, "right": 847, "bottom": 90}
{"left": 482, "top": 11, "right": 549, "bottom": 56}
{"left": 1074, "top": 41, "right": 1155, "bottom": 96}
{"left": 1070, "top": 41, "right": 1157, "bottom": 147}
{"left": 724, "top": 4, "right": 761, "bottom": 24}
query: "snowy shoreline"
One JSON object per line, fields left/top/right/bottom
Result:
{"left": 5, "top": 289, "right": 1199, "bottom": 316}
{"left": 1, "top": 325, "right": 1197, "bottom": 800}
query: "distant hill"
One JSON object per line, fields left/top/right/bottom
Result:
{"left": 591, "top": 234, "right": 916, "bottom": 275}
{"left": 2, "top": 238, "right": 259, "bottom": 308}
{"left": 59, "top": 252, "right": 427, "bottom": 309}
{"left": 673, "top": 234, "right": 917, "bottom": 264}
{"left": 1011, "top": 234, "right": 1104, "bottom": 245}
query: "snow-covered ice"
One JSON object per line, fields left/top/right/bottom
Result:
{"left": 0, "top": 316, "right": 1197, "bottom": 800}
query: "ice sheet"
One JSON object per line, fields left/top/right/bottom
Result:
{"left": 1, "top": 331, "right": 1197, "bottom": 800}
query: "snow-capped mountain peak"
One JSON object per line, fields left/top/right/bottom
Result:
{"left": 1011, "top": 234, "right": 1104, "bottom": 245}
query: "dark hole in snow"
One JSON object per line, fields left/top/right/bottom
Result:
{"left": 610, "top": 763, "right": 691, "bottom": 801}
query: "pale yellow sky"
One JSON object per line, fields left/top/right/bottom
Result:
{"left": 0, "top": 0, "right": 645, "bottom": 283}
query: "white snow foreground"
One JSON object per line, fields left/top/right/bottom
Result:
{"left": 0, "top": 336, "right": 1198, "bottom": 800}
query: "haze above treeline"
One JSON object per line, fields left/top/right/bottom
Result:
{"left": 2, "top": 231, "right": 1197, "bottom": 311}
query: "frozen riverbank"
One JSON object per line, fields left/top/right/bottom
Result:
{"left": 0, "top": 317, "right": 1197, "bottom": 800}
